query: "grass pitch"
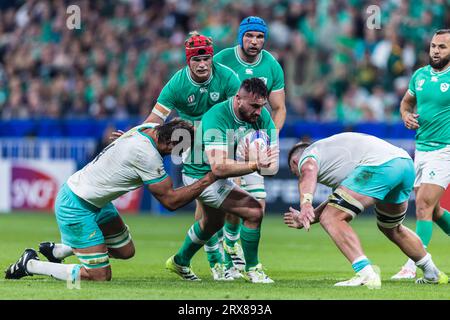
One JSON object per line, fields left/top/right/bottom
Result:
{"left": 0, "top": 212, "right": 448, "bottom": 300}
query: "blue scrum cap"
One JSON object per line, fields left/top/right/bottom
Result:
{"left": 237, "top": 16, "right": 268, "bottom": 47}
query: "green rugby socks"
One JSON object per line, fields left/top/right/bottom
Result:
{"left": 224, "top": 221, "right": 241, "bottom": 247}
{"left": 204, "top": 234, "right": 222, "bottom": 267}
{"left": 416, "top": 220, "right": 433, "bottom": 248}
{"left": 436, "top": 210, "right": 450, "bottom": 236}
{"left": 175, "top": 221, "right": 209, "bottom": 266}
{"left": 240, "top": 225, "right": 260, "bottom": 271}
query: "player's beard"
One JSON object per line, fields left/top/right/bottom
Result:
{"left": 238, "top": 108, "right": 258, "bottom": 123}
{"left": 429, "top": 54, "right": 450, "bottom": 70}
{"left": 243, "top": 45, "right": 262, "bottom": 58}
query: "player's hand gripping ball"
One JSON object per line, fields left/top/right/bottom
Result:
{"left": 236, "top": 130, "right": 270, "bottom": 162}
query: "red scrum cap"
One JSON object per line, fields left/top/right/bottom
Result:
{"left": 184, "top": 32, "right": 213, "bottom": 66}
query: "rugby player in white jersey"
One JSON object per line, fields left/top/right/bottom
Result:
{"left": 5, "top": 119, "right": 222, "bottom": 283}
{"left": 284, "top": 132, "right": 448, "bottom": 287}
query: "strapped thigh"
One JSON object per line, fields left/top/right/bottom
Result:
{"left": 375, "top": 205, "right": 407, "bottom": 228}
{"left": 104, "top": 225, "right": 132, "bottom": 249}
{"left": 327, "top": 188, "right": 364, "bottom": 219}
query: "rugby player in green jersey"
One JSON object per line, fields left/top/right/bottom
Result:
{"left": 392, "top": 29, "right": 450, "bottom": 280}
{"left": 146, "top": 32, "right": 242, "bottom": 280}
{"left": 213, "top": 16, "right": 286, "bottom": 275}
{"left": 88, "top": 32, "right": 242, "bottom": 281}
{"left": 146, "top": 32, "right": 240, "bottom": 124}
{"left": 166, "top": 78, "right": 279, "bottom": 283}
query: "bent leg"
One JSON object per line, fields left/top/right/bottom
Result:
{"left": 99, "top": 215, "right": 134, "bottom": 260}
{"left": 219, "top": 188, "right": 263, "bottom": 270}
{"left": 320, "top": 186, "right": 376, "bottom": 263}
{"left": 27, "top": 243, "right": 111, "bottom": 281}
{"left": 376, "top": 201, "right": 426, "bottom": 261}
{"left": 174, "top": 205, "right": 224, "bottom": 267}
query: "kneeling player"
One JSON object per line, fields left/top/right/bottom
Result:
{"left": 284, "top": 133, "right": 448, "bottom": 287}
{"left": 5, "top": 119, "right": 220, "bottom": 282}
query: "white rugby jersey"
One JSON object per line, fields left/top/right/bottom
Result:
{"left": 298, "top": 132, "right": 411, "bottom": 189}
{"left": 67, "top": 123, "right": 168, "bottom": 208}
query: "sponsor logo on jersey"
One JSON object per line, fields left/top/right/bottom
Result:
{"left": 440, "top": 83, "right": 449, "bottom": 92}
{"left": 210, "top": 92, "right": 220, "bottom": 101}
{"left": 199, "top": 87, "right": 207, "bottom": 93}
{"left": 431, "top": 76, "right": 438, "bottom": 82}
{"left": 245, "top": 68, "right": 253, "bottom": 75}
{"left": 416, "top": 79, "right": 425, "bottom": 91}
{"left": 187, "top": 94, "right": 195, "bottom": 103}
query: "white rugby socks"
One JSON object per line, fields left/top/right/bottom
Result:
{"left": 415, "top": 253, "right": 439, "bottom": 280}
{"left": 26, "top": 260, "right": 79, "bottom": 281}
{"left": 53, "top": 243, "right": 74, "bottom": 259}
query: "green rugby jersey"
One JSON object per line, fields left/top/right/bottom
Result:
{"left": 214, "top": 46, "right": 285, "bottom": 93}
{"left": 157, "top": 61, "right": 240, "bottom": 122}
{"left": 408, "top": 65, "right": 450, "bottom": 151}
{"left": 184, "top": 97, "right": 277, "bottom": 179}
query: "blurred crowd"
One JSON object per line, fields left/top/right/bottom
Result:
{"left": 0, "top": 0, "right": 448, "bottom": 123}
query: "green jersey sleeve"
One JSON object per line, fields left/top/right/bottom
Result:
{"left": 156, "top": 75, "right": 178, "bottom": 111}
{"left": 271, "top": 60, "right": 285, "bottom": 92}
{"left": 407, "top": 68, "right": 420, "bottom": 97}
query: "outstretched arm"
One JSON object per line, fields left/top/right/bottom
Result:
{"left": 147, "top": 172, "right": 216, "bottom": 211}
{"left": 206, "top": 148, "right": 278, "bottom": 179}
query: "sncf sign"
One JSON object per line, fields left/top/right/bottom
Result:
{"left": 11, "top": 166, "right": 58, "bottom": 210}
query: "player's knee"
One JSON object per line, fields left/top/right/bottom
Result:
{"left": 86, "top": 267, "right": 112, "bottom": 281}
{"left": 109, "top": 242, "right": 135, "bottom": 260}
{"left": 416, "top": 196, "right": 438, "bottom": 218}
{"left": 104, "top": 225, "right": 133, "bottom": 258}
{"left": 76, "top": 251, "right": 111, "bottom": 280}
{"left": 319, "top": 212, "right": 334, "bottom": 229}
{"left": 247, "top": 202, "right": 263, "bottom": 224}
{"left": 201, "top": 214, "right": 224, "bottom": 235}
{"left": 377, "top": 223, "right": 396, "bottom": 237}
{"left": 320, "top": 206, "right": 348, "bottom": 226}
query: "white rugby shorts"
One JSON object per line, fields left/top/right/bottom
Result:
{"left": 414, "top": 145, "right": 450, "bottom": 189}
{"left": 182, "top": 174, "right": 236, "bottom": 208}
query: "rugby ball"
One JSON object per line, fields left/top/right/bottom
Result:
{"left": 236, "top": 130, "right": 270, "bottom": 162}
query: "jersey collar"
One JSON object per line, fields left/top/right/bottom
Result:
{"left": 234, "top": 45, "right": 263, "bottom": 67}
{"left": 186, "top": 66, "right": 213, "bottom": 87}
{"left": 137, "top": 125, "right": 158, "bottom": 149}
{"left": 430, "top": 64, "right": 450, "bottom": 75}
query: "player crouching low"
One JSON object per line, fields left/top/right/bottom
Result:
{"left": 284, "top": 133, "right": 448, "bottom": 288}
{"left": 5, "top": 119, "right": 224, "bottom": 283}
